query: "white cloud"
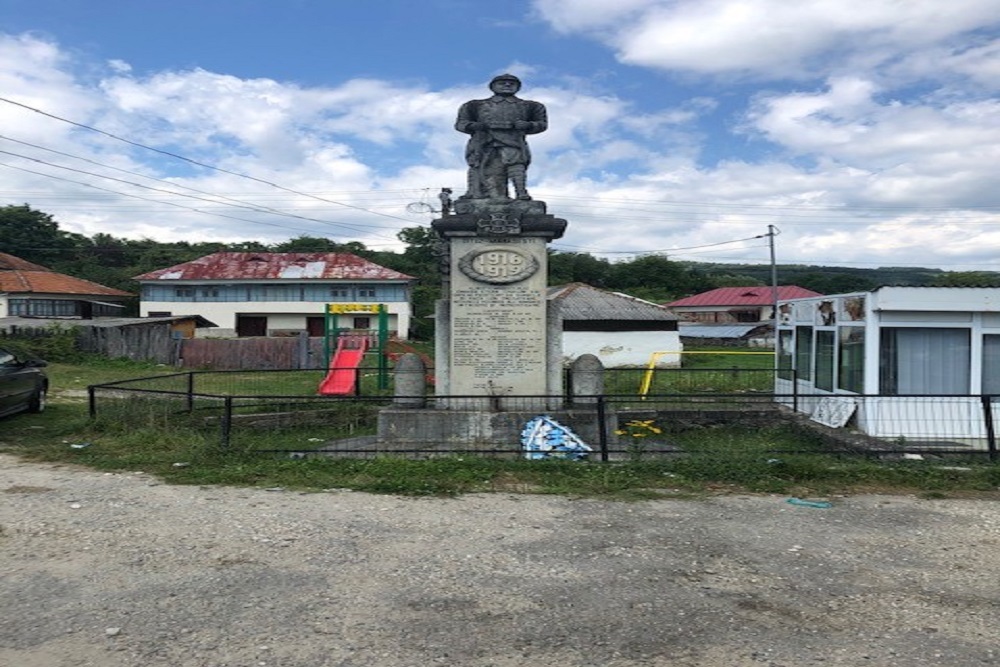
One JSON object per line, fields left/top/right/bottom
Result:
{"left": 532, "top": 0, "right": 659, "bottom": 33}
{"left": 532, "top": 0, "right": 1000, "bottom": 80}
{"left": 3, "top": 29, "right": 1000, "bottom": 270}
{"left": 743, "top": 77, "right": 1000, "bottom": 209}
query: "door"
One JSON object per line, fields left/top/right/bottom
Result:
{"left": 236, "top": 315, "right": 268, "bottom": 337}
{"left": 306, "top": 317, "right": 325, "bottom": 337}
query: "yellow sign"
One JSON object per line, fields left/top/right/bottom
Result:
{"left": 327, "top": 303, "right": 382, "bottom": 313}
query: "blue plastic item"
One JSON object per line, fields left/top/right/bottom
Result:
{"left": 521, "top": 415, "right": 592, "bottom": 461}
{"left": 786, "top": 497, "right": 833, "bottom": 509}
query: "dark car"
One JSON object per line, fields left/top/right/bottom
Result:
{"left": 0, "top": 346, "right": 48, "bottom": 418}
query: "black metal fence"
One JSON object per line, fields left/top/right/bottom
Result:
{"left": 88, "top": 368, "right": 1000, "bottom": 460}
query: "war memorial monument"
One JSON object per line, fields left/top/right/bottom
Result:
{"left": 377, "top": 74, "right": 607, "bottom": 451}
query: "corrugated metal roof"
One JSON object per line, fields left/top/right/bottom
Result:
{"left": 666, "top": 285, "right": 823, "bottom": 308}
{"left": 133, "top": 252, "right": 415, "bottom": 282}
{"left": 0, "top": 252, "right": 132, "bottom": 297}
{"left": 678, "top": 323, "right": 769, "bottom": 339}
{"left": 548, "top": 283, "right": 680, "bottom": 321}
{"left": 0, "top": 315, "right": 218, "bottom": 329}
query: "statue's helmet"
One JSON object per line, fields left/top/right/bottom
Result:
{"left": 489, "top": 73, "right": 522, "bottom": 91}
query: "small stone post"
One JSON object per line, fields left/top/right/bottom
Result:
{"left": 392, "top": 353, "right": 427, "bottom": 409}
{"left": 570, "top": 354, "right": 604, "bottom": 404}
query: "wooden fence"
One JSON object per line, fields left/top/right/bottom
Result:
{"left": 0, "top": 322, "right": 179, "bottom": 365}
{"left": 1, "top": 323, "right": 332, "bottom": 369}
{"left": 178, "top": 335, "right": 328, "bottom": 370}
{"left": 80, "top": 323, "right": 179, "bottom": 364}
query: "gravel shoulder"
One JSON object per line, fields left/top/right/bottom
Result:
{"left": 2, "top": 453, "right": 999, "bottom": 667}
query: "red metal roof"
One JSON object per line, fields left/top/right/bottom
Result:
{"left": 665, "top": 285, "right": 823, "bottom": 308}
{"left": 0, "top": 252, "right": 132, "bottom": 297}
{"left": 133, "top": 252, "right": 415, "bottom": 281}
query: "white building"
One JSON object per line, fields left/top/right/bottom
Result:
{"left": 135, "top": 252, "right": 415, "bottom": 339}
{"left": 1, "top": 252, "right": 130, "bottom": 318}
{"left": 549, "top": 283, "right": 682, "bottom": 367}
{"left": 776, "top": 287, "right": 1000, "bottom": 448}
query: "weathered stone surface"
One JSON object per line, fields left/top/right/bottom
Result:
{"left": 376, "top": 408, "right": 610, "bottom": 452}
{"left": 444, "top": 236, "right": 551, "bottom": 401}
{"left": 432, "top": 211, "right": 566, "bottom": 240}
{"left": 392, "top": 353, "right": 427, "bottom": 408}
{"left": 451, "top": 197, "right": 547, "bottom": 217}
{"left": 570, "top": 354, "right": 604, "bottom": 403}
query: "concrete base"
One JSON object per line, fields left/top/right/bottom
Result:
{"left": 376, "top": 407, "right": 617, "bottom": 455}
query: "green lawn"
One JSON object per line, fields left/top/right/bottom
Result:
{"left": 2, "top": 353, "right": 999, "bottom": 499}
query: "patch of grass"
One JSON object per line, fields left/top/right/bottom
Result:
{"left": 681, "top": 346, "right": 776, "bottom": 370}
{"left": 3, "top": 358, "right": 1000, "bottom": 500}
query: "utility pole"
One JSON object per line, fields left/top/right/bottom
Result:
{"left": 768, "top": 225, "right": 780, "bottom": 323}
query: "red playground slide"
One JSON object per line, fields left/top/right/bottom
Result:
{"left": 318, "top": 336, "right": 369, "bottom": 395}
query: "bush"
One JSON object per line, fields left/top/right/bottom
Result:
{"left": 0, "top": 324, "right": 86, "bottom": 362}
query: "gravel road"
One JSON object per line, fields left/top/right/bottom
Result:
{"left": 2, "top": 453, "right": 999, "bottom": 667}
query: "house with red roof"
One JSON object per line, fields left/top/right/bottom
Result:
{"left": 664, "top": 285, "right": 823, "bottom": 324}
{"left": 0, "top": 252, "right": 131, "bottom": 318}
{"left": 134, "top": 252, "right": 416, "bottom": 339}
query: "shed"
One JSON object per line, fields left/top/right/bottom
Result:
{"left": 548, "top": 283, "right": 681, "bottom": 367}
{"left": 679, "top": 322, "right": 774, "bottom": 348}
{"left": 0, "top": 315, "right": 217, "bottom": 364}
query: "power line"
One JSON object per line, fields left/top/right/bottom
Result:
{"left": 540, "top": 193, "right": 1000, "bottom": 212}
{"left": 0, "top": 96, "right": 416, "bottom": 224}
{"left": 552, "top": 233, "right": 769, "bottom": 255}
{"left": 0, "top": 161, "right": 352, "bottom": 237}
{"left": 0, "top": 143, "right": 400, "bottom": 239}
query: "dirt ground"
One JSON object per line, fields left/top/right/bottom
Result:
{"left": 2, "top": 453, "right": 999, "bottom": 667}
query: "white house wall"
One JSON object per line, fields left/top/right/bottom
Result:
{"left": 872, "top": 287, "right": 1000, "bottom": 312}
{"left": 561, "top": 331, "right": 681, "bottom": 367}
{"left": 141, "top": 300, "right": 410, "bottom": 339}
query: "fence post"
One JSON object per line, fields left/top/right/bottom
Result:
{"left": 792, "top": 368, "right": 799, "bottom": 413}
{"left": 88, "top": 386, "right": 97, "bottom": 419}
{"left": 186, "top": 372, "right": 195, "bottom": 413}
{"left": 596, "top": 395, "right": 610, "bottom": 463}
{"left": 221, "top": 396, "right": 233, "bottom": 449}
{"left": 981, "top": 395, "right": 997, "bottom": 462}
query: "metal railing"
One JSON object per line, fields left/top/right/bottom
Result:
{"left": 87, "top": 369, "right": 999, "bottom": 460}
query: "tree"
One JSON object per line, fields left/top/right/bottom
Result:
{"left": 548, "top": 251, "right": 612, "bottom": 287}
{"left": 0, "top": 204, "right": 87, "bottom": 266}
{"left": 930, "top": 271, "right": 1000, "bottom": 287}
{"left": 272, "top": 235, "right": 344, "bottom": 253}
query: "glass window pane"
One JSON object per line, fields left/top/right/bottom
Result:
{"left": 880, "top": 328, "right": 970, "bottom": 395}
{"left": 795, "top": 326, "right": 813, "bottom": 381}
{"left": 838, "top": 326, "right": 865, "bottom": 393}
{"left": 777, "top": 330, "right": 794, "bottom": 380}
{"left": 983, "top": 335, "right": 1000, "bottom": 395}
{"left": 815, "top": 330, "right": 835, "bottom": 391}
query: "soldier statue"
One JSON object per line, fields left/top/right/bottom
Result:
{"left": 455, "top": 74, "right": 548, "bottom": 201}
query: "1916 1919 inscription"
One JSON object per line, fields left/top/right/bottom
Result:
{"left": 458, "top": 248, "right": 539, "bottom": 284}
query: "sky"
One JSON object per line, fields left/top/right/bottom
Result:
{"left": 2, "top": 0, "right": 1000, "bottom": 271}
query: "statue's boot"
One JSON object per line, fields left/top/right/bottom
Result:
{"left": 510, "top": 165, "right": 531, "bottom": 200}
{"left": 458, "top": 168, "right": 483, "bottom": 199}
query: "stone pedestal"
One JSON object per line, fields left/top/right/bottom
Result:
{"left": 432, "top": 199, "right": 566, "bottom": 410}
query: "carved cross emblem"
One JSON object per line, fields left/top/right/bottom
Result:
{"left": 476, "top": 213, "right": 522, "bottom": 236}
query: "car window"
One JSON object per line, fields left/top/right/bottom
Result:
{"left": 0, "top": 349, "right": 16, "bottom": 366}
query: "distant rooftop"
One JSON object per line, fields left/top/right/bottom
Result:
{"left": 133, "top": 252, "right": 415, "bottom": 282}
{"left": 0, "top": 252, "right": 132, "bottom": 297}
{"left": 549, "top": 283, "right": 680, "bottom": 321}
{"left": 665, "top": 285, "right": 822, "bottom": 308}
